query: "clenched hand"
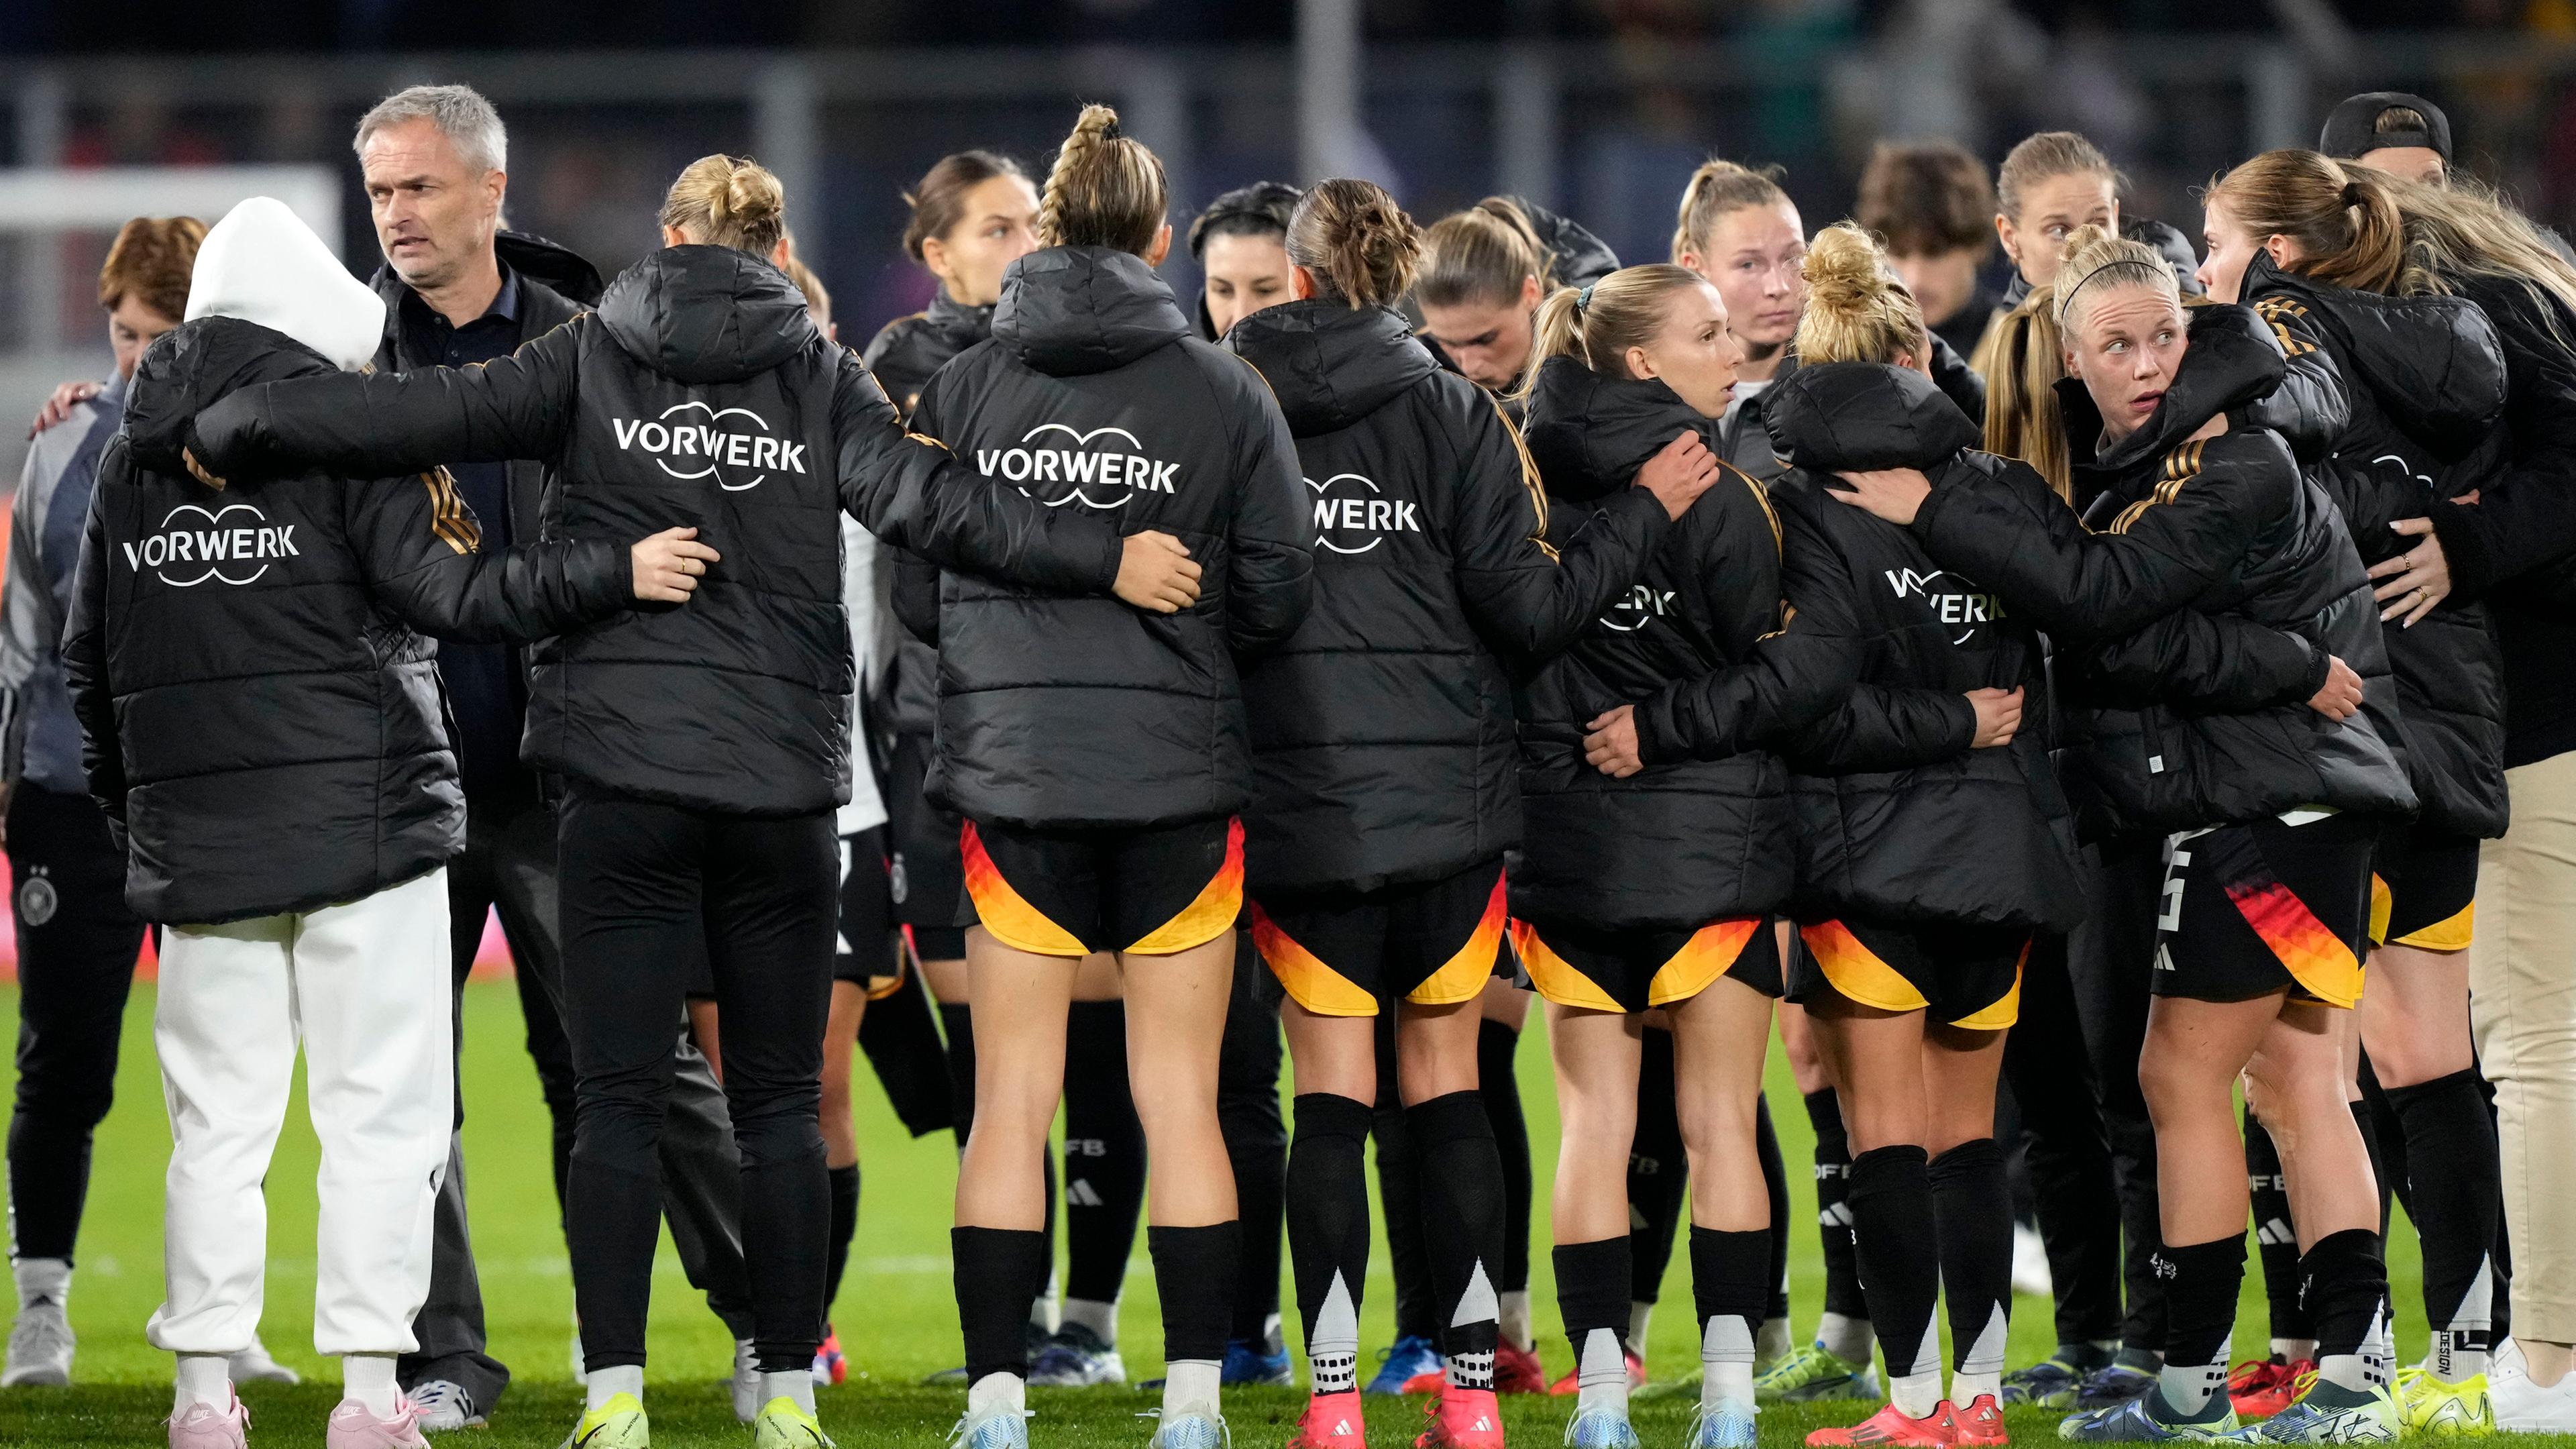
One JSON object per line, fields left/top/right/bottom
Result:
{"left": 1114, "top": 530, "right": 1203, "bottom": 612}
{"left": 1966, "top": 686, "right": 2023, "bottom": 748}
{"left": 633, "top": 527, "right": 722, "bottom": 602}
{"left": 1583, "top": 704, "right": 1645, "bottom": 777}
{"left": 1635, "top": 430, "right": 1721, "bottom": 519}
{"left": 2308, "top": 656, "right": 2363, "bottom": 721}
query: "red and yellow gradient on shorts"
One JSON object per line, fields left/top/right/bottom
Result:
{"left": 1513, "top": 915, "right": 1761, "bottom": 1013}
{"left": 959, "top": 821, "right": 1089, "bottom": 957}
{"left": 2229, "top": 874, "right": 2364, "bottom": 1008}
{"left": 1254, "top": 869, "right": 1507, "bottom": 1017}
{"left": 1128, "top": 818, "right": 1244, "bottom": 955}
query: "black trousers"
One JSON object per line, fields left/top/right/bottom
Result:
{"left": 559, "top": 791, "right": 837, "bottom": 1374}
{"left": 2065, "top": 835, "right": 2168, "bottom": 1352}
{"left": 5, "top": 782, "right": 146, "bottom": 1264}
{"left": 2002, "top": 933, "right": 2124, "bottom": 1346}
{"left": 1218, "top": 933, "right": 1288, "bottom": 1342}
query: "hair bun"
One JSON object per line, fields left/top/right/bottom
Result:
{"left": 2341, "top": 179, "right": 2365, "bottom": 207}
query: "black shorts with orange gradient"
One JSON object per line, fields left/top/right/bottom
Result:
{"left": 2369, "top": 825, "right": 2479, "bottom": 953}
{"left": 1510, "top": 914, "right": 1782, "bottom": 1014}
{"left": 2153, "top": 812, "right": 2376, "bottom": 1008}
{"left": 1791, "top": 917, "right": 2027, "bottom": 1029}
{"left": 1251, "top": 862, "right": 1508, "bottom": 1016}
{"left": 960, "top": 816, "right": 1242, "bottom": 958}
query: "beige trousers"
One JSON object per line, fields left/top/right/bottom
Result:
{"left": 2471, "top": 750, "right": 2576, "bottom": 1346}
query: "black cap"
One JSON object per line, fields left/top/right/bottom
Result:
{"left": 2320, "top": 91, "right": 2453, "bottom": 167}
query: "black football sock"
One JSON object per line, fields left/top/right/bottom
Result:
{"left": 938, "top": 1001, "right": 978, "bottom": 1140}
{"left": 2152, "top": 1236, "right": 2246, "bottom": 1417}
{"left": 1287, "top": 1092, "right": 1373, "bottom": 1395}
{"left": 1847, "top": 1145, "right": 1941, "bottom": 1411}
{"left": 1554, "top": 1235, "right": 1633, "bottom": 1401}
{"left": 2243, "top": 1108, "right": 2312, "bottom": 1354}
{"left": 1806, "top": 1089, "right": 1869, "bottom": 1334}
{"left": 2349, "top": 1099, "right": 2392, "bottom": 1240}
{"left": 2383, "top": 1069, "right": 2498, "bottom": 1378}
{"left": 823, "top": 1163, "right": 860, "bottom": 1315}
{"left": 1629, "top": 1027, "right": 1688, "bottom": 1349}
{"left": 1690, "top": 1226, "right": 1768, "bottom": 1405}
{"left": 2300, "top": 1228, "right": 2390, "bottom": 1392}
{"left": 1931, "top": 1138, "right": 2012, "bottom": 1395}
{"left": 1409, "top": 1090, "right": 1505, "bottom": 1391}
{"left": 1477, "top": 1018, "right": 1533, "bottom": 1304}
{"left": 1756, "top": 1095, "right": 1791, "bottom": 1330}
{"left": 1061, "top": 1000, "right": 1146, "bottom": 1342}
{"left": 1150, "top": 1222, "right": 1242, "bottom": 1370}
{"left": 954, "top": 1226, "right": 1049, "bottom": 1384}
{"left": 1373, "top": 1014, "right": 1438, "bottom": 1346}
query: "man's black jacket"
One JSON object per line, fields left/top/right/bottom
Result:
{"left": 1762, "top": 362, "right": 2084, "bottom": 930}
{"left": 191, "top": 244, "right": 1127, "bottom": 819}
{"left": 1511, "top": 357, "right": 1849, "bottom": 934}
{"left": 1904, "top": 303, "right": 2416, "bottom": 840}
{"left": 1224, "top": 299, "right": 1670, "bottom": 898}
{"left": 897, "top": 245, "right": 1314, "bottom": 831}
{"left": 2244, "top": 250, "right": 2512, "bottom": 839}
{"left": 64, "top": 317, "right": 633, "bottom": 924}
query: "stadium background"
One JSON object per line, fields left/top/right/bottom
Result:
{"left": 0, "top": 0, "right": 2548, "bottom": 1442}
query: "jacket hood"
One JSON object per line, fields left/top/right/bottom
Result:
{"left": 1521, "top": 355, "right": 1708, "bottom": 504}
{"left": 1762, "top": 361, "right": 1982, "bottom": 472}
{"left": 2083, "top": 303, "right": 2286, "bottom": 476}
{"left": 185, "top": 197, "right": 386, "bottom": 374}
{"left": 2002, "top": 216, "right": 2203, "bottom": 308}
{"left": 992, "top": 246, "right": 1192, "bottom": 377}
{"left": 923, "top": 289, "right": 997, "bottom": 350}
{"left": 125, "top": 315, "right": 341, "bottom": 474}
{"left": 596, "top": 245, "right": 818, "bottom": 386}
{"left": 2247, "top": 250, "right": 2508, "bottom": 460}
{"left": 1522, "top": 199, "right": 1621, "bottom": 288}
{"left": 496, "top": 229, "right": 605, "bottom": 308}
{"left": 1224, "top": 301, "right": 1440, "bottom": 435}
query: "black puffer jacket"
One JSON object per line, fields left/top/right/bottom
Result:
{"left": 1224, "top": 301, "right": 1671, "bottom": 897}
{"left": 192, "top": 245, "right": 1127, "bottom": 818}
{"left": 901, "top": 246, "right": 1313, "bottom": 830}
{"left": 1512, "top": 358, "right": 1849, "bottom": 933}
{"left": 1905, "top": 304, "right": 2416, "bottom": 839}
{"left": 862, "top": 290, "right": 996, "bottom": 737}
{"left": 1761, "top": 363, "right": 2085, "bottom": 930}
{"left": 64, "top": 317, "right": 635, "bottom": 924}
{"left": 2422, "top": 273, "right": 2576, "bottom": 767}
{"left": 2243, "top": 252, "right": 2512, "bottom": 838}
{"left": 1717, "top": 336, "right": 1986, "bottom": 483}
{"left": 1525, "top": 200, "right": 1620, "bottom": 290}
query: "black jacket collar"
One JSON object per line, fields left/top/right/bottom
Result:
{"left": 1225, "top": 300, "right": 1439, "bottom": 436}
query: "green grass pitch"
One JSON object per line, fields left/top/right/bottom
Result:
{"left": 0, "top": 977, "right": 2484, "bottom": 1447}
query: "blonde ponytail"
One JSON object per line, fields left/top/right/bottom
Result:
{"left": 1513, "top": 262, "right": 1709, "bottom": 402}
{"left": 1672, "top": 157, "right": 1790, "bottom": 264}
{"left": 1036, "top": 103, "right": 1168, "bottom": 256}
{"left": 1978, "top": 288, "right": 2073, "bottom": 500}
{"left": 660, "top": 154, "right": 788, "bottom": 258}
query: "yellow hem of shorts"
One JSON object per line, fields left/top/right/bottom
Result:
{"left": 2390, "top": 902, "right": 2475, "bottom": 954}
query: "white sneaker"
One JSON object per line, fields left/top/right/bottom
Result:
{"left": 229, "top": 1336, "right": 301, "bottom": 1385}
{"left": 408, "top": 1379, "right": 483, "bottom": 1432}
{"left": 731, "top": 1337, "right": 761, "bottom": 1423}
{"left": 2011, "top": 1224, "right": 2053, "bottom": 1300}
{"left": 2, "top": 1295, "right": 74, "bottom": 1386}
{"left": 2490, "top": 1358, "right": 2576, "bottom": 1432}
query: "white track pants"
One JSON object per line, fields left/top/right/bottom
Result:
{"left": 145, "top": 868, "right": 453, "bottom": 1358}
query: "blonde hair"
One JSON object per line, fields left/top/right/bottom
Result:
{"left": 98, "top": 215, "right": 207, "bottom": 323}
{"left": 2383, "top": 170, "right": 2576, "bottom": 333}
{"left": 1285, "top": 178, "right": 1423, "bottom": 311}
{"left": 1419, "top": 197, "right": 1551, "bottom": 311}
{"left": 1515, "top": 263, "right": 1709, "bottom": 400}
{"left": 782, "top": 254, "right": 830, "bottom": 326}
{"left": 1794, "top": 223, "right": 1927, "bottom": 366}
{"left": 2204, "top": 150, "right": 2414, "bottom": 295}
{"left": 2053, "top": 223, "right": 2178, "bottom": 333}
{"left": 1996, "top": 131, "right": 2122, "bottom": 224}
{"left": 1672, "top": 158, "right": 1791, "bottom": 264}
{"left": 1036, "top": 104, "right": 1168, "bottom": 255}
{"left": 1977, "top": 288, "right": 2073, "bottom": 498}
{"left": 660, "top": 155, "right": 787, "bottom": 258}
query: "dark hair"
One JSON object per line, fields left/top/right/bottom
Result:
{"left": 1189, "top": 181, "right": 1301, "bottom": 260}
{"left": 1856, "top": 142, "right": 1995, "bottom": 258}
{"left": 99, "top": 215, "right": 206, "bottom": 322}
{"left": 1036, "top": 103, "right": 1168, "bottom": 255}
{"left": 900, "top": 150, "right": 1030, "bottom": 263}
{"left": 1285, "top": 178, "right": 1421, "bottom": 310}
{"left": 1419, "top": 197, "right": 1552, "bottom": 310}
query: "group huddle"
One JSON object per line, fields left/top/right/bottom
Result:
{"left": 5, "top": 69, "right": 2576, "bottom": 1449}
